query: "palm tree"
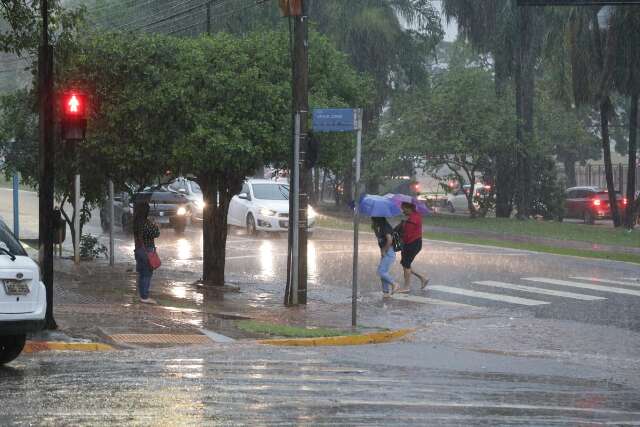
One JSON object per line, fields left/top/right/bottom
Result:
{"left": 442, "top": 0, "right": 545, "bottom": 219}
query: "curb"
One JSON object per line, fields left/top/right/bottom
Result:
{"left": 257, "top": 328, "right": 415, "bottom": 347}
{"left": 24, "top": 341, "right": 115, "bottom": 353}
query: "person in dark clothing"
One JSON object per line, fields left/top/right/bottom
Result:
{"left": 398, "top": 202, "right": 428, "bottom": 292}
{"left": 133, "top": 201, "right": 160, "bottom": 304}
{"left": 371, "top": 217, "right": 400, "bottom": 298}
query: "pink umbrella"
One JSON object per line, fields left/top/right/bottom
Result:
{"left": 384, "top": 193, "right": 431, "bottom": 216}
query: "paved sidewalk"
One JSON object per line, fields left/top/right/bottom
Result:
{"left": 45, "top": 257, "right": 487, "bottom": 348}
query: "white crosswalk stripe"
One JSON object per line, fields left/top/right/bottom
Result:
{"left": 474, "top": 281, "right": 606, "bottom": 301}
{"left": 391, "top": 293, "right": 481, "bottom": 308}
{"left": 523, "top": 278, "right": 640, "bottom": 297}
{"left": 428, "top": 285, "right": 550, "bottom": 306}
{"left": 570, "top": 277, "right": 640, "bottom": 288}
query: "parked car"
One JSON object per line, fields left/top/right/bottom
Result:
{"left": 100, "top": 186, "right": 192, "bottom": 234}
{"left": 0, "top": 218, "right": 46, "bottom": 365}
{"left": 227, "top": 179, "right": 316, "bottom": 235}
{"left": 563, "top": 186, "right": 628, "bottom": 224}
{"left": 446, "top": 184, "right": 491, "bottom": 213}
{"left": 165, "top": 177, "right": 205, "bottom": 221}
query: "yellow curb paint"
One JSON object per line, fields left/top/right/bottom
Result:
{"left": 24, "top": 341, "right": 114, "bottom": 353}
{"left": 257, "top": 328, "right": 415, "bottom": 347}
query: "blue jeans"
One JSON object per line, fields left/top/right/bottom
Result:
{"left": 135, "top": 247, "right": 154, "bottom": 299}
{"left": 377, "top": 248, "right": 396, "bottom": 293}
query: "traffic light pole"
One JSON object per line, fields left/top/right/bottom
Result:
{"left": 285, "top": 0, "right": 309, "bottom": 305}
{"left": 38, "top": 0, "right": 57, "bottom": 329}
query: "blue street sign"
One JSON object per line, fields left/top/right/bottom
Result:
{"left": 312, "top": 108, "right": 356, "bottom": 132}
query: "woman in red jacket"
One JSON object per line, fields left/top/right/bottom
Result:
{"left": 397, "top": 202, "right": 428, "bottom": 292}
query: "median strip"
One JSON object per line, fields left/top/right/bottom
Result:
{"left": 257, "top": 328, "right": 415, "bottom": 347}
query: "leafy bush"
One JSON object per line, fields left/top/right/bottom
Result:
{"left": 80, "top": 234, "right": 108, "bottom": 260}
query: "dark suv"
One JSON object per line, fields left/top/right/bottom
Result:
{"left": 100, "top": 186, "right": 192, "bottom": 234}
{"left": 563, "top": 186, "right": 627, "bottom": 224}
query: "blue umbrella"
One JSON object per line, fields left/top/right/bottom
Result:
{"left": 358, "top": 194, "right": 402, "bottom": 217}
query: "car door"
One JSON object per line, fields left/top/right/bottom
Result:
{"left": 228, "top": 183, "right": 250, "bottom": 226}
{"left": 564, "top": 190, "right": 575, "bottom": 218}
{"left": 454, "top": 188, "right": 468, "bottom": 211}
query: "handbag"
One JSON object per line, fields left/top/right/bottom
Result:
{"left": 147, "top": 249, "right": 161, "bottom": 270}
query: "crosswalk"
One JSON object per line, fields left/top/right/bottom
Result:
{"left": 392, "top": 275, "right": 640, "bottom": 309}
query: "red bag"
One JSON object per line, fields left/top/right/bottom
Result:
{"left": 147, "top": 249, "right": 161, "bottom": 270}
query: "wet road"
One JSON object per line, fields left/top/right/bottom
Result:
{"left": 3, "top": 342, "right": 640, "bottom": 425}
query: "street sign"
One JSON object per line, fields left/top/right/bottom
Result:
{"left": 312, "top": 108, "right": 357, "bottom": 133}
{"left": 519, "top": 0, "right": 640, "bottom": 4}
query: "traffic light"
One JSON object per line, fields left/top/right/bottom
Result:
{"left": 60, "top": 91, "right": 87, "bottom": 141}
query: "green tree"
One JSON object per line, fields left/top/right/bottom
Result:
{"left": 384, "top": 65, "right": 517, "bottom": 217}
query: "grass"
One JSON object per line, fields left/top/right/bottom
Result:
{"left": 427, "top": 231, "right": 640, "bottom": 265}
{"left": 236, "top": 320, "right": 357, "bottom": 338}
{"left": 316, "top": 215, "right": 640, "bottom": 264}
{"left": 423, "top": 215, "right": 640, "bottom": 248}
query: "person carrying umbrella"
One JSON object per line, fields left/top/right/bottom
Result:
{"left": 397, "top": 201, "right": 429, "bottom": 292}
{"left": 359, "top": 195, "right": 402, "bottom": 299}
{"left": 371, "top": 217, "right": 400, "bottom": 298}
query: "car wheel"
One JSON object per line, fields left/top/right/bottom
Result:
{"left": 0, "top": 334, "right": 26, "bottom": 365}
{"left": 447, "top": 202, "right": 455, "bottom": 213}
{"left": 584, "top": 210, "right": 595, "bottom": 225}
{"left": 174, "top": 221, "right": 186, "bottom": 234}
{"left": 246, "top": 214, "right": 257, "bottom": 236}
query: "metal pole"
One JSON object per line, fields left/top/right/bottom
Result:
{"left": 74, "top": 174, "right": 80, "bottom": 264}
{"left": 352, "top": 109, "right": 363, "bottom": 327}
{"left": 291, "top": 113, "right": 301, "bottom": 304}
{"left": 12, "top": 174, "right": 19, "bottom": 238}
{"left": 108, "top": 180, "right": 115, "bottom": 266}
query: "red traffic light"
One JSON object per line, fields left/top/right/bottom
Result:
{"left": 61, "top": 92, "right": 87, "bottom": 119}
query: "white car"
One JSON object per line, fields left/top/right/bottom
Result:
{"left": 446, "top": 184, "right": 491, "bottom": 213}
{"left": 0, "top": 219, "right": 46, "bottom": 365}
{"left": 227, "top": 179, "right": 317, "bottom": 235}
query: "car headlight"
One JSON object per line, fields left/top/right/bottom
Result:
{"left": 177, "top": 206, "right": 187, "bottom": 216}
{"left": 308, "top": 206, "right": 317, "bottom": 219}
{"left": 259, "top": 208, "right": 277, "bottom": 217}
{"left": 196, "top": 200, "right": 206, "bottom": 210}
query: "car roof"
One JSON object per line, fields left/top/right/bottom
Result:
{"left": 566, "top": 186, "right": 600, "bottom": 191}
{"left": 247, "top": 179, "right": 288, "bottom": 185}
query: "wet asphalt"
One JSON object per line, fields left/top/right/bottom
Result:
{"left": 2, "top": 191, "right": 640, "bottom": 424}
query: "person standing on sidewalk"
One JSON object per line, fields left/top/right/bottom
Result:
{"left": 372, "top": 217, "right": 400, "bottom": 299}
{"left": 397, "top": 202, "right": 428, "bottom": 292}
{"left": 133, "top": 201, "right": 160, "bottom": 304}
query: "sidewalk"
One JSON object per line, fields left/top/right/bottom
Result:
{"left": 43, "top": 257, "right": 485, "bottom": 349}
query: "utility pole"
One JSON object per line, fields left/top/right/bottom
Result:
{"left": 38, "top": 0, "right": 57, "bottom": 329}
{"left": 285, "top": 0, "right": 309, "bottom": 305}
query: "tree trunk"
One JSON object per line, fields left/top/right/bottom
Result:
{"left": 201, "top": 174, "right": 231, "bottom": 287}
{"left": 601, "top": 97, "right": 622, "bottom": 227}
{"left": 514, "top": 6, "right": 538, "bottom": 220}
{"left": 494, "top": 48, "right": 514, "bottom": 218}
{"left": 563, "top": 156, "right": 577, "bottom": 188}
{"left": 625, "top": 92, "right": 638, "bottom": 229}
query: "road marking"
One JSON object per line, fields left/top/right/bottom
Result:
{"left": 620, "top": 277, "right": 640, "bottom": 282}
{"left": 391, "top": 293, "right": 481, "bottom": 308}
{"left": 428, "top": 285, "right": 549, "bottom": 306}
{"left": 523, "top": 278, "right": 640, "bottom": 297}
{"left": 474, "top": 281, "right": 606, "bottom": 301}
{"left": 570, "top": 276, "right": 640, "bottom": 288}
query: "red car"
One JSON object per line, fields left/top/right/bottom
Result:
{"left": 564, "top": 186, "right": 628, "bottom": 224}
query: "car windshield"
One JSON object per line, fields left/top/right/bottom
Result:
{"left": 252, "top": 184, "right": 289, "bottom": 200}
{"left": 0, "top": 221, "right": 27, "bottom": 257}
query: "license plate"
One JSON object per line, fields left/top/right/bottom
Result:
{"left": 3, "top": 280, "right": 30, "bottom": 296}
{"left": 157, "top": 216, "right": 170, "bottom": 224}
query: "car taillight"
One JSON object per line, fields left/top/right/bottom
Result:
{"left": 623, "top": 198, "right": 628, "bottom": 205}
{"left": 592, "top": 199, "right": 601, "bottom": 207}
